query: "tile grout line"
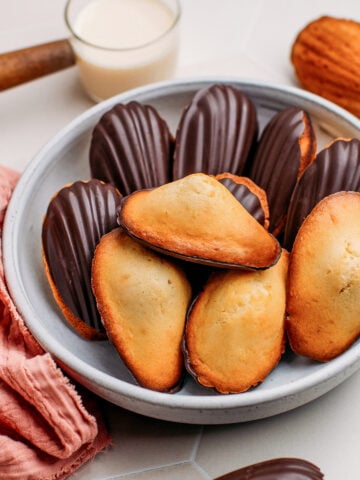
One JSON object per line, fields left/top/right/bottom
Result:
{"left": 189, "top": 425, "right": 213, "bottom": 479}
{"left": 238, "top": 0, "right": 284, "bottom": 82}
{"left": 240, "top": 0, "right": 267, "bottom": 51}
{"left": 191, "top": 460, "right": 213, "bottom": 480}
{"left": 94, "top": 460, "right": 205, "bottom": 480}
{"left": 75, "top": 425, "right": 208, "bottom": 479}
{"left": 190, "top": 425, "right": 205, "bottom": 462}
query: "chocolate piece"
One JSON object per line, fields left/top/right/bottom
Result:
{"left": 284, "top": 138, "right": 360, "bottom": 250}
{"left": 42, "top": 179, "right": 122, "bottom": 339}
{"left": 248, "top": 106, "right": 316, "bottom": 235}
{"left": 173, "top": 84, "right": 258, "bottom": 179}
{"left": 182, "top": 262, "right": 213, "bottom": 296}
{"left": 216, "top": 173, "right": 270, "bottom": 228}
{"left": 90, "top": 101, "right": 173, "bottom": 196}
{"left": 215, "top": 457, "right": 324, "bottom": 479}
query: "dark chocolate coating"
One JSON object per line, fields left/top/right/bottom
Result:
{"left": 214, "top": 457, "right": 324, "bottom": 480}
{"left": 90, "top": 101, "right": 173, "bottom": 196}
{"left": 284, "top": 138, "right": 360, "bottom": 250}
{"left": 249, "top": 106, "right": 316, "bottom": 234}
{"left": 218, "top": 177, "right": 266, "bottom": 226}
{"left": 173, "top": 84, "right": 258, "bottom": 179}
{"left": 42, "top": 179, "right": 122, "bottom": 333}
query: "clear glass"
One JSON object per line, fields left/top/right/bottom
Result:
{"left": 65, "top": 0, "right": 181, "bottom": 102}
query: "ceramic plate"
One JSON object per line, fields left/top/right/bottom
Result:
{"left": 3, "top": 78, "right": 360, "bottom": 424}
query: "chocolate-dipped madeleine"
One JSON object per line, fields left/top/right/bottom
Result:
{"left": 90, "top": 101, "right": 173, "bottom": 196}
{"left": 42, "top": 179, "right": 122, "bottom": 340}
{"left": 92, "top": 228, "right": 192, "bottom": 392}
{"left": 119, "top": 173, "right": 281, "bottom": 270}
{"left": 249, "top": 106, "right": 316, "bottom": 236}
{"left": 284, "top": 138, "right": 360, "bottom": 250}
{"left": 215, "top": 457, "right": 324, "bottom": 480}
{"left": 184, "top": 249, "right": 288, "bottom": 394}
{"left": 287, "top": 192, "right": 360, "bottom": 361}
{"left": 216, "top": 172, "right": 270, "bottom": 228}
{"left": 173, "top": 84, "right": 257, "bottom": 179}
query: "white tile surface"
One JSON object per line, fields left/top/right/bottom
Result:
{"left": 197, "top": 372, "right": 360, "bottom": 479}
{"left": 72, "top": 406, "right": 202, "bottom": 478}
{"left": 1, "top": 1, "right": 360, "bottom": 479}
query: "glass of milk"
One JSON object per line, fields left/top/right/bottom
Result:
{"left": 64, "top": 0, "right": 181, "bottom": 101}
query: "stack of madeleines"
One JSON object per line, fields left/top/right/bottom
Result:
{"left": 42, "top": 84, "right": 360, "bottom": 393}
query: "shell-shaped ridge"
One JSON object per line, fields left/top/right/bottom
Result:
{"left": 216, "top": 457, "right": 324, "bottom": 479}
{"left": 216, "top": 174, "right": 269, "bottom": 228}
{"left": 90, "top": 101, "right": 173, "bottom": 196}
{"left": 42, "top": 179, "right": 122, "bottom": 334}
{"left": 173, "top": 84, "right": 258, "bottom": 179}
{"left": 249, "top": 106, "right": 316, "bottom": 234}
{"left": 284, "top": 138, "right": 360, "bottom": 250}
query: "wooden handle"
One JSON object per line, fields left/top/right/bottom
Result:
{"left": 0, "top": 39, "right": 76, "bottom": 91}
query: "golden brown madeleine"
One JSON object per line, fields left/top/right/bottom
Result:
{"left": 90, "top": 101, "right": 173, "bottom": 196}
{"left": 184, "top": 250, "right": 288, "bottom": 394}
{"left": 215, "top": 173, "right": 270, "bottom": 229}
{"left": 291, "top": 16, "right": 360, "bottom": 117}
{"left": 42, "top": 179, "right": 122, "bottom": 340}
{"left": 92, "top": 228, "right": 192, "bottom": 392}
{"left": 287, "top": 192, "right": 360, "bottom": 362}
{"left": 248, "top": 106, "right": 316, "bottom": 236}
{"left": 173, "top": 84, "right": 257, "bottom": 179}
{"left": 284, "top": 138, "right": 360, "bottom": 250}
{"left": 119, "top": 173, "right": 281, "bottom": 270}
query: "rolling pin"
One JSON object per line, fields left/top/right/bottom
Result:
{"left": 0, "top": 39, "right": 76, "bottom": 91}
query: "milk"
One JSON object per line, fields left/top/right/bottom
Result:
{"left": 67, "top": 0, "right": 180, "bottom": 101}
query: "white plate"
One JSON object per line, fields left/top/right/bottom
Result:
{"left": 3, "top": 78, "right": 360, "bottom": 424}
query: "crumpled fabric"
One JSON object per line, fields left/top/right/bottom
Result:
{"left": 0, "top": 165, "right": 111, "bottom": 479}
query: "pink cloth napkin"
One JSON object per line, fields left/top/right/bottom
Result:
{"left": 0, "top": 165, "right": 111, "bottom": 479}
